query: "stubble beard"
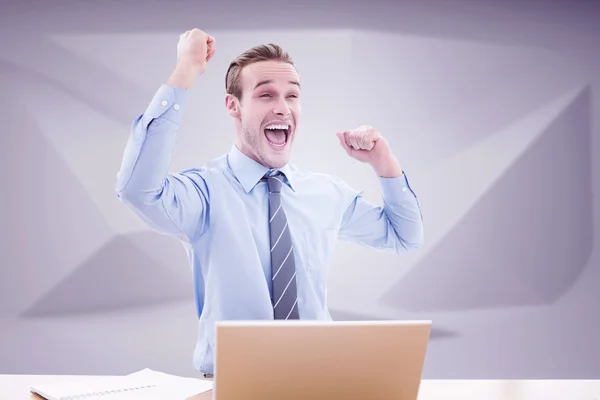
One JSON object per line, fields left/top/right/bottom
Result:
{"left": 241, "top": 122, "right": 289, "bottom": 169}
{"left": 242, "top": 125, "right": 271, "bottom": 168}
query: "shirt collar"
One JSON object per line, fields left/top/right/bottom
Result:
{"left": 227, "top": 144, "right": 295, "bottom": 193}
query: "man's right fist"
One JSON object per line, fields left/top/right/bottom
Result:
{"left": 176, "top": 28, "right": 215, "bottom": 75}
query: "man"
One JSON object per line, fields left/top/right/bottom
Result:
{"left": 116, "top": 28, "right": 424, "bottom": 377}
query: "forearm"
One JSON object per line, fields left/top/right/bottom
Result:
{"left": 338, "top": 173, "right": 424, "bottom": 253}
{"left": 380, "top": 174, "right": 424, "bottom": 251}
{"left": 167, "top": 59, "right": 203, "bottom": 90}
{"left": 372, "top": 154, "right": 423, "bottom": 249}
{"left": 116, "top": 84, "right": 189, "bottom": 199}
{"left": 372, "top": 154, "right": 403, "bottom": 179}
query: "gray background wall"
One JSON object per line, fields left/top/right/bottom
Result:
{"left": 0, "top": 0, "right": 599, "bottom": 379}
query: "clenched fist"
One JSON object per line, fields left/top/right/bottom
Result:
{"left": 168, "top": 28, "right": 215, "bottom": 89}
{"left": 177, "top": 28, "right": 215, "bottom": 74}
{"left": 336, "top": 125, "right": 403, "bottom": 178}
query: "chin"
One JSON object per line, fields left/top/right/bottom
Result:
{"left": 263, "top": 152, "right": 290, "bottom": 169}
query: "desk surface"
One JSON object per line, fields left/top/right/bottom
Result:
{"left": 2, "top": 374, "right": 599, "bottom": 400}
{"left": 2, "top": 374, "right": 213, "bottom": 400}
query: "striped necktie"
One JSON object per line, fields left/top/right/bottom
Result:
{"left": 264, "top": 172, "right": 300, "bottom": 320}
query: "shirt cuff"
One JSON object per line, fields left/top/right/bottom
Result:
{"left": 142, "top": 84, "right": 190, "bottom": 126}
{"left": 380, "top": 172, "right": 418, "bottom": 206}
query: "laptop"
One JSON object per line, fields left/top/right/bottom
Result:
{"left": 213, "top": 319, "right": 432, "bottom": 400}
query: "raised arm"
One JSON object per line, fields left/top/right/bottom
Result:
{"left": 115, "top": 29, "right": 216, "bottom": 242}
{"left": 337, "top": 173, "right": 423, "bottom": 253}
{"left": 335, "top": 126, "right": 424, "bottom": 253}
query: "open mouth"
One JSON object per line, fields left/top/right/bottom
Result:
{"left": 264, "top": 123, "right": 290, "bottom": 150}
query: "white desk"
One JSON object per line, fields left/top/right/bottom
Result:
{"left": 2, "top": 374, "right": 599, "bottom": 399}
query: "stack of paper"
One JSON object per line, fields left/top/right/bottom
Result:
{"left": 30, "top": 368, "right": 213, "bottom": 399}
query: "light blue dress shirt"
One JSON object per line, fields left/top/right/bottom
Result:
{"left": 115, "top": 84, "right": 424, "bottom": 375}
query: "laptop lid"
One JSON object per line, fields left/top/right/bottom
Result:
{"left": 213, "top": 319, "right": 432, "bottom": 400}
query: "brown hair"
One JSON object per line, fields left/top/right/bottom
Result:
{"left": 225, "top": 43, "right": 295, "bottom": 100}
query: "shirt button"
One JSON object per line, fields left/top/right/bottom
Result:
{"left": 173, "top": 104, "right": 180, "bottom": 111}
{"left": 161, "top": 100, "right": 168, "bottom": 107}
{"left": 401, "top": 186, "right": 407, "bottom": 192}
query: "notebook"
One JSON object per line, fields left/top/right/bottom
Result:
{"left": 30, "top": 368, "right": 213, "bottom": 399}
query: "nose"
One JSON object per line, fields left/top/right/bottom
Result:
{"left": 272, "top": 97, "right": 291, "bottom": 116}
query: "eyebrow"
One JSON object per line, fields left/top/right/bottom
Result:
{"left": 253, "top": 79, "right": 301, "bottom": 90}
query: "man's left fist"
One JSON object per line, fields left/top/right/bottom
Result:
{"left": 338, "top": 125, "right": 380, "bottom": 151}
{"left": 336, "top": 125, "right": 402, "bottom": 178}
{"left": 336, "top": 125, "right": 389, "bottom": 162}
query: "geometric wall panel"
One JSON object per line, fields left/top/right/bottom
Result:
{"left": 125, "top": 231, "right": 195, "bottom": 281}
{"left": 0, "top": 52, "right": 156, "bottom": 236}
{"left": 381, "top": 87, "right": 594, "bottom": 312}
{"left": 0, "top": 85, "right": 114, "bottom": 318}
{"left": 21, "top": 232, "right": 193, "bottom": 318}
{"left": 348, "top": 30, "right": 585, "bottom": 172}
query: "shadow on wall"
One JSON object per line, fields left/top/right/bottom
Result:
{"left": 329, "top": 309, "right": 460, "bottom": 341}
{"left": 381, "top": 87, "right": 594, "bottom": 313}
{"left": 20, "top": 232, "right": 194, "bottom": 318}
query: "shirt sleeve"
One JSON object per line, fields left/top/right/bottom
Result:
{"left": 115, "top": 84, "right": 210, "bottom": 242}
{"left": 337, "top": 172, "right": 424, "bottom": 253}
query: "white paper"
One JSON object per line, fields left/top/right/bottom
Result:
{"left": 30, "top": 368, "right": 212, "bottom": 400}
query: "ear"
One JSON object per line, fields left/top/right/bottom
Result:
{"left": 225, "top": 94, "right": 241, "bottom": 119}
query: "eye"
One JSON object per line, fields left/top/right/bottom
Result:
{"left": 288, "top": 94, "right": 298, "bottom": 98}
{"left": 260, "top": 93, "right": 272, "bottom": 98}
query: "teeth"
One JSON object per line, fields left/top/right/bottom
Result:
{"left": 265, "top": 124, "right": 289, "bottom": 130}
